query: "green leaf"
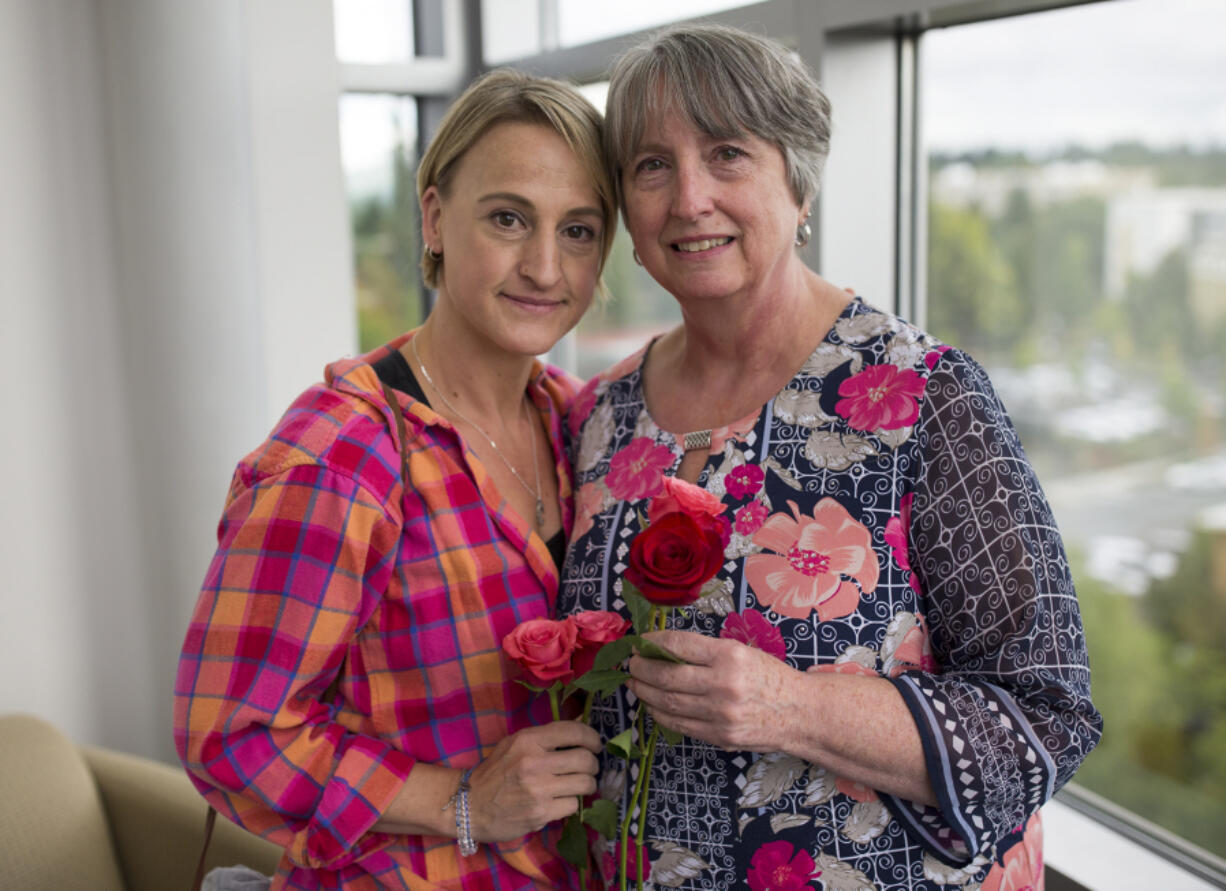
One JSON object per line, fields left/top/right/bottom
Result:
{"left": 582, "top": 797, "right": 619, "bottom": 839}
{"left": 570, "top": 668, "right": 630, "bottom": 696}
{"left": 658, "top": 724, "right": 683, "bottom": 746}
{"left": 557, "top": 812, "right": 588, "bottom": 868}
{"left": 607, "top": 728, "right": 641, "bottom": 761}
{"left": 622, "top": 583, "right": 655, "bottom": 636}
{"left": 593, "top": 637, "right": 635, "bottom": 671}
{"left": 635, "top": 637, "right": 686, "bottom": 664}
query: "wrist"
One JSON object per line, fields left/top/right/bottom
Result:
{"left": 445, "top": 767, "right": 478, "bottom": 856}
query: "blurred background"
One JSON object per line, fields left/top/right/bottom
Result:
{"left": 2, "top": 1, "right": 1223, "bottom": 886}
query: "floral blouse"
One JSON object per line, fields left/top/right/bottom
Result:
{"left": 558, "top": 299, "right": 1102, "bottom": 891}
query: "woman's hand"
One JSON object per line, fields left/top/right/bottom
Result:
{"left": 627, "top": 629, "right": 938, "bottom": 806}
{"left": 627, "top": 630, "right": 798, "bottom": 752}
{"left": 467, "top": 720, "right": 602, "bottom": 842}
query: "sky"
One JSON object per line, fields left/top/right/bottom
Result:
{"left": 921, "top": 0, "right": 1226, "bottom": 154}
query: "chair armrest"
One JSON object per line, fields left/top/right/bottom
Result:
{"left": 83, "top": 746, "right": 282, "bottom": 891}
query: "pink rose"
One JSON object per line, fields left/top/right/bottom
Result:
{"left": 501, "top": 619, "right": 578, "bottom": 687}
{"left": 646, "top": 475, "right": 726, "bottom": 524}
{"left": 570, "top": 610, "right": 632, "bottom": 675}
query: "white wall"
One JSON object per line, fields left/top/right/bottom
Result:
{"left": 0, "top": 0, "right": 354, "bottom": 762}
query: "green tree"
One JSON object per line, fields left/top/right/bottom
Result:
{"left": 926, "top": 202, "right": 1022, "bottom": 359}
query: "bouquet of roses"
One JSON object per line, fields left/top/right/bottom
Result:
{"left": 502, "top": 476, "right": 729, "bottom": 891}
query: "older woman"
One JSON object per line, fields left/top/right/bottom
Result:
{"left": 560, "top": 24, "right": 1102, "bottom": 891}
{"left": 176, "top": 69, "right": 616, "bottom": 890}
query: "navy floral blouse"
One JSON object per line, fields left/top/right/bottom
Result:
{"left": 558, "top": 299, "right": 1102, "bottom": 891}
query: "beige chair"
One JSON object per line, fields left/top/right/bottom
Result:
{"left": 0, "top": 713, "right": 281, "bottom": 891}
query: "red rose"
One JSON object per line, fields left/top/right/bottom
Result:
{"left": 625, "top": 511, "right": 726, "bottom": 607}
{"left": 646, "top": 475, "right": 726, "bottom": 524}
{"left": 502, "top": 618, "right": 578, "bottom": 687}
{"left": 570, "top": 610, "right": 632, "bottom": 675}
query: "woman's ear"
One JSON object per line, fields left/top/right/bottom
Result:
{"left": 421, "top": 184, "right": 443, "bottom": 252}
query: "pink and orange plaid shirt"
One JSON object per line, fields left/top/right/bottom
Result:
{"left": 175, "top": 333, "right": 580, "bottom": 890}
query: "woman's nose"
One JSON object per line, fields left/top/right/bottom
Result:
{"left": 519, "top": 233, "right": 563, "bottom": 288}
{"left": 671, "top": 163, "right": 715, "bottom": 220}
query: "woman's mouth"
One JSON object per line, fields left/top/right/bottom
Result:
{"left": 501, "top": 293, "right": 563, "bottom": 312}
{"left": 673, "top": 236, "right": 733, "bottom": 253}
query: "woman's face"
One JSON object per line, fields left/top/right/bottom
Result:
{"left": 622, "top": 108, "right": 805, "bottom": 307}
{"left": 422, "top": 121, "right": 604, "bottom": 359}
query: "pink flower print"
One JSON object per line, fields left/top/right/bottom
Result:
{"left": 734, "top": 501, "right": 769, "bottom": 536}
{"left": 980, "top": 812, "right": 1043, "bottom": 891}
{"left": 709, "top": 411, "right": 759, "bottom": 453}
{"left": 568, "top": 378, "right": 599, "bottom": 437}
{"left": 835, "top": 363, "right": 926, "bottom": 432}
{"left": 924, "top": 344, "right": 952, "bottom": 371}
{"left": 725, "top": 463, "right": 765, "bottom": 500}
{"left": 605, "top": 437, "right": 673, "bottom": 501}
{"left": 835, "top": 776, "right": 879, "bottom": 803}
{"left": 604, "top": 348, "right": 648, "bottom": 382}
{"left": 745, "top": 498, "right": 879, "bottom": 621}
{"left": 809, "top": 660, "right": 877, "bottom": 678}
{"left": 888, "top": 614, "right": 938, "bottom": 676}
{"left": 883, "top": 492, "right": 921, "bottom": 595}
{"left": 572, "top": 480, "right": 608, "bottom": 541}
{"left": 746, "top": 841, "right": 818, "bottom": 891}
{"left": 720, "top": 611, "right": 786, "bottom": 661}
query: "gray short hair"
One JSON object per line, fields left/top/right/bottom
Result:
{"left": 604, "top": 23, "right": 832, "bottom": 213}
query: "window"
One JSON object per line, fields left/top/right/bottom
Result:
{"left": 334, "top": 0, "right": 461, "bottom": 351}
{"left": 338, "top": 93, "right": 423, "bottom": 350}
{"left": 483, "top": 0, "right": 755, "bottom": 64}
{"left": 922, "top": 0, "right": 1226, "bottom": 863}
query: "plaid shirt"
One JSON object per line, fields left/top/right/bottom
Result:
{"left": 175, "top": 333, "right": 580, "bottom": 890}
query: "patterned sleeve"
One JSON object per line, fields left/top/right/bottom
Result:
{"left": 174, "top": 461, "right": 413, "bottom": 870}
{"left": 881, "top": 350, "right": 1103, "bottom": 866}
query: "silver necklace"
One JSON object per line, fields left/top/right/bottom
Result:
{"left": 411, "top": 335, "right": 545, "bottom": 528}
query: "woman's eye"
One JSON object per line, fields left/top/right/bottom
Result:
{"left": 715, "top": 146, "right": 744, "bottom": 162}
{"left": 635, "top": 157, "right": 665, "bottom": 173}
{"left": 562, "top": 224, "right": 596, "bottom": 242}
{"left": 492, "top": 211, "right": 522, "bottom": 228}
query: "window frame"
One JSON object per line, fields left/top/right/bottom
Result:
{"left": 330, "top": 1, "right": 1226, "bottom": 883}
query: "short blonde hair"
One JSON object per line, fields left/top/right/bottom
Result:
{"left": 416, "top": 68, "right": 616, "bottom": 288}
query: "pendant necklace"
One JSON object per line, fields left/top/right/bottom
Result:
{"left": 411, "top": 335, "right": 546, "bottom": 528}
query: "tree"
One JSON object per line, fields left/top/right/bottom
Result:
{"left": 926, "top": 202, "right": 1022, "bottom": 359}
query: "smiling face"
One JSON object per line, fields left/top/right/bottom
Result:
{"left": 622, "top": 108, "right": 807, "bottom": 308}
{"left": 422, "top": 121, "right": 604, "bottom": 359}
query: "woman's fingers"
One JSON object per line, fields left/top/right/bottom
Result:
{"left": 466, "top": 721, "right": 601, "bottom": 841}
{"left": 628, "top": 632, "right": 799, "bottom": 752}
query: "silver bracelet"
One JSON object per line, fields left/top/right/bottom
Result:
{"left": 445, "top": 766, "right": 478, "bottom": 856}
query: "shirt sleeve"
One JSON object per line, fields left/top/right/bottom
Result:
{"left": 880, "top": 350, "right": 1103, "bottom": 866}
{"left": 174, "top": 460, "right": 414, "bottom": 870}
